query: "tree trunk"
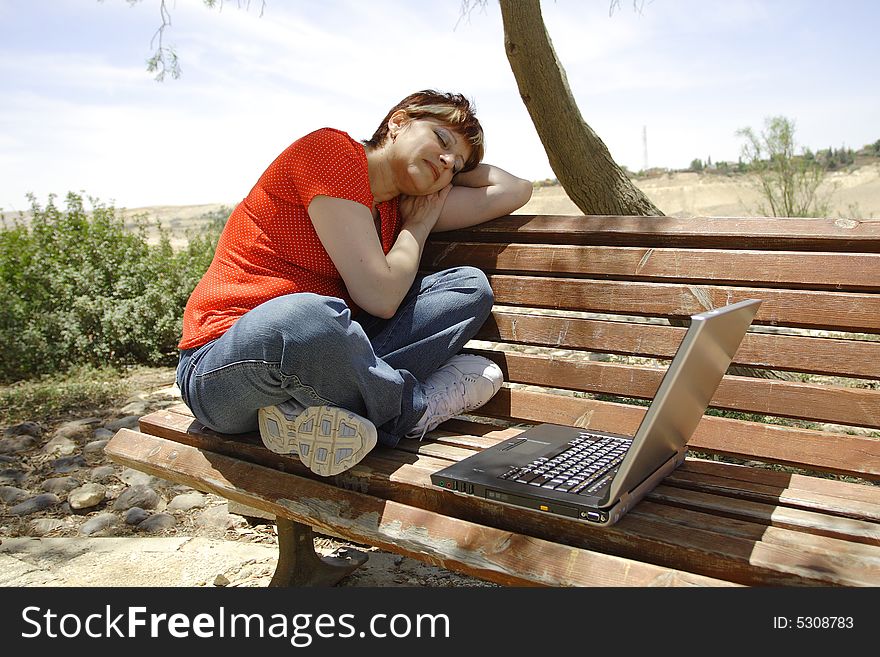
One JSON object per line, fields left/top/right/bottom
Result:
{"left": 499, "top": 0, "right": 662, "bottom": 216}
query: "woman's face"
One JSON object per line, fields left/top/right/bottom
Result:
{"left": 389, "top": 115, "right": 472, "bottom": 196}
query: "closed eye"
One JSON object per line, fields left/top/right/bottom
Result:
{"left": 436, "top": 129, "right": 462, "bottom": 174}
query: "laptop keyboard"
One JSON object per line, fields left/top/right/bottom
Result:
{"left": 498, "top": 433, "right": 631, "bottom": 495}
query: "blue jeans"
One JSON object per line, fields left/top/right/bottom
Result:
{"left": 176, "top": 267, "right": 493, "bottom": 447}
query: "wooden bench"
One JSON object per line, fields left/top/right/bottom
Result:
{"left": 105, "top": 213, "right": 880, "bottom": 587}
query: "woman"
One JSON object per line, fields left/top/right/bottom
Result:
{"left": 176, "top": 89, "right": 533, "bottom": 477}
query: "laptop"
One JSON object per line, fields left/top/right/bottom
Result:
{"left": 431, "top": 298, "right": 762, "bottom": 526}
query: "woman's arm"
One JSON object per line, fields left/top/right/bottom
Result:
{"left": 309, "top": 187, "right": 450, "bottom": 319}
{"left": 432, "top": 163, "right": 533, "bottom": 232}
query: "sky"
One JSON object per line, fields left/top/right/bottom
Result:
{"left": 1, "top": 0, "right": 878, "bottom": 211}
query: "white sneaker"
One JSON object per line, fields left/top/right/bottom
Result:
{"left": 405, "top": 354, "right": 503, "bottom": 440}
{"left": 258, "top": 403, "right": 377, "bottom": 477}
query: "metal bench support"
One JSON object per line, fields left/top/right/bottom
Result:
{"left": 269, "top": 518, "right": 369, "bottom": 587}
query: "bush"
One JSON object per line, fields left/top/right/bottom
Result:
{"left": 0, "top": 192, "right": 223, "bottom": 383}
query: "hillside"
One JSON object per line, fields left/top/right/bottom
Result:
{"left": 522, "top": 163, "right": 880, "bottom": 218}
{"left": 6, "top": 165, "right": 878, "bottom": 249}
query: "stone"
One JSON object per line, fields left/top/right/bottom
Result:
{"left": 52, "top": 419, "right": 98, "bottom": 441}
{"left": 80, "top": 513, "right": 118, "bottom": 536}
{"left": 83, "top": 439, "right": 109, "bottom": 459}
{"left": 4, "top": 421, "right": 42, "bottom": 439}
{"left": 68, "top": 483, "right": 106, "bottom": 510}
{"left": 118, "top": 468, "right": 157, "bottom": 487}
{"left": 138, "top": 513, "right": 176, "bottom": 533}
{"left": 0, "top": 435, "right": 37, "bottom": 455}
{"left": 105, "top": 416, "right": 141, "bottom": 432}
{"left": 89, "top": 465, "right": 117, "bottom": 482}
{"left": 120, "top": 400, "right": 149, "bottom": 416}
{"left": 167, "top": 492, "right": 207, "bottom": 512}
{"left": 124, "top": 507, "right": 150, "bottom": 525}
{"left": 0, "top": 486, "right": 30, "bottom": 504}
{"left": 51, "top": 455, "right": 87, "bottom": 473}
{"left": 112, "top": 484, "right": 160, "bottom": 511}
{"left": 41, "top": 435, "right": 78, "bottom": 457}
{"left": 92, "top": 428, "right": 115, "bottom": 441}
{"left": 196, "top": 504, "right": 236, "bottom": 530}
{"left": 40, "top": 476, "right": 81, "bottom": 495}
{"left": 10, "top": 493, "right": 60, "bottom": 516}
{"left": 0, "top": 468, "right": 27, "bottom": 486}
{"left": 28, "top": 518, "right": 65, "bottom": 536}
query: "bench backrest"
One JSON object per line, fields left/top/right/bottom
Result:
{"left": 423, "top": 214, "right": 880, "bottom": 481}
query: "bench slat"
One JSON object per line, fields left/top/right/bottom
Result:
{"left": 664, "top": 470, "right": 880, "bottom": 524}
{"left": 477, "top": 311, "right": 880, "bottom": 379}
{"left": 489, "top": 276, "right": 880, "bottom": 333}
{"left": 647, "top": 485, "right": 880, "bottom": 545}
{"left": 424, "top": 242, "right": 880, "bottom": 291}
{"left": 438, "top": 214, "right": 880, "bottom": 251}
{"left": 473, "top": 349, "right": 880, "bottom": 429}
{"left": 631, "top": 501, "right": 880, "bottom": 562}
{"left": 105, "top": 429, "right": 736, "bottom": 587}
{"left": 679, "top": 460, "right": 880, "bottom": 505}
{"left": 476, "top": 388, "right": 880, "bottom": 479}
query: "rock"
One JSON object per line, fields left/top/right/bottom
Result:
{"left": 89, "top": 465, "right": 117, "bottom": 482}
{"left": 112, "top": 484, "right": 161, "bottom": 511}
{"left": 52, "top": 418, "right": 99, "bottom": 441}
{"left": 0, "top": 468, "right": 27, "bottom": 485}
{"left": 83, "top": 439, "right": 109, "bottom": 459}
{"left": 196, "top": 504, "right": 236, "bottom": 530}
{"left": 68, "top": 483, "right": 106, "bottom": 510}
{"left": 138, "top": 513, "right": 176, "bottom": 532}
{"left": 41, "top": 476, "right": 81, "bottom": 495}
{"left": 80, "top": 513, "right": 118, "bottom": 536}
{"left": 167, "top": 492, "right": 207, "bottom": 512}
{"left": 4, "top": 421, "right": 43, "bottom": 439}
{"left": 0, "top": 435, "right": 37, "bottom": 454}
{"left": 0, "top": 486, "right": 30, "bottom": 504}
{"left": 51, "top": 455, "right": 87, "bottom": 473}
{"left": 118, "top": 468, "right": 158, "bottom": 487}
{"left": 41, "top": 435, "right": 78, "bottom": 457}
{"left": 125, "top": 507, "right": 150, "bottom": 525}
{"left": 105, "top": 416, "right": 141, "bottom": 432}
{"left": 120, "top": 400, "right": 150, "bottom": 416}
{"left": 29, "top": 518, "right": 65, "bottom": 535}
{"left": 92, "top": 428, "right": 115, "bottom": 440}
{"left": 10, "top": 493, "right": 60, "bottom": 516}
{"left": 213, "top": 574, "right": 230, "bottom": 587}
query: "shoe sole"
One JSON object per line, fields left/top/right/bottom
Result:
{"left": 258, "top": 405, "right": 377, "bottom": 477}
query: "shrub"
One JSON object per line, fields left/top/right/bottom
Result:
{"left": 736, "top": 116, "right": 831, "bottom": 217}
{"left": 0, "top": 192, "right": 223, "bottom": 383}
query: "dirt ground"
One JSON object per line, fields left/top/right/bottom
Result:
{"left": 0, "top": 367, "right": 496, "bottom": 587}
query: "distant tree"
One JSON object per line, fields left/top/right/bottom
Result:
{"left": 736, "top": 116, "right": 830, "bottom": 217}
{"left": 689, "top": 158, "right": 704, "bottom": 172}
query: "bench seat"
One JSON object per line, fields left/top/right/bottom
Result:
{"left": 105, "top": 212, "right": 880, "bottom": 587}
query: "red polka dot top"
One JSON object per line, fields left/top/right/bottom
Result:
{"left": 178, "top": 128, "right": 402, "bottom": 350}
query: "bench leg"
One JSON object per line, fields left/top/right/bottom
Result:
{"left": 269, "top": 518, "right": 369, "bottom": 587}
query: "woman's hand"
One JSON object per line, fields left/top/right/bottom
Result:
{"left": 399, "top": 184, "right": 452, "bottom": 233}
